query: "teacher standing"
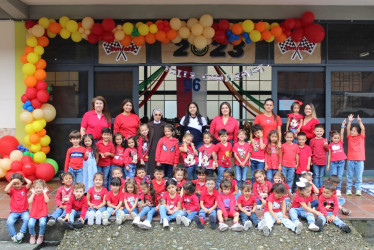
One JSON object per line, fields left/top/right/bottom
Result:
{"left": 300, "top": 103, "right": 320, "bottom": 143}
{"left": 80, "top": 96, "right": 112, "bottom": 140}
{"left": 254, "top": 98, "right": 282, "bottom": 138}
{"left": 113, "top": 99, "right": 141, "bottom": 140}
{"left": 147, "top": 109, "right": 167, "bottom": 177}
{"left": 210, "top": 102, "right": 239, "bottom": 144}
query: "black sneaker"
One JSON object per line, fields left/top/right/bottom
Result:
{"left": 341, "top": 224, "right": 351, "bottom": 233}
{"left": 315, "top": 218, "right": 324, "bottom": 232}
{"left": 64, "top": 221, "right": 75, "bottom": 230}
{"left": 193, "top": 215, "right": 204, "bottom": 229}
{"left": 209, "top": 214, "right": 216, "bottom": 230}
{"left": 74, "top": 220, "right": 84, "bottom": 229}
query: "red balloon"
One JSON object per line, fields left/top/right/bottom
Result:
{"left": 22, "top": 163, "right": 36, "bottom": 176}
{"left": 294, "top": 18, "right": 302, "bottom": 29}
{"left": 214, "top": 30, "right": 227, "bottom": 44}
{"left": 35, "top": 163, "right": 55, "bottom": 181}
{"left": 87, "top": 34, "right": 99, "bottom": 44}
{"left": 304, "top": 24, "right": 325, "bottom": 43}
{"left": 25, "top": 87, "right": 37, "bottom": 99}
{"left": 102, "top": 31, "right": 114, "bottom": 43}
{"left": 0, "top": 136, "right": 19, "bottom": 156}
{"left": 27, "top": 175, "right": 37, "bottom": 182}
{"left": 36, "top": 81, "right": 48, "bottom": 90}
{"left": 36, "top": 89, "right": 50, "bottom": 103}
{"left": 291, "top": 28, "right": 304, "bottom": 42}
{"left": 21, "top": 94, "right": 29, "bottom": 103}
{"left": 284, "top": 29, "right": 292, "bottom": 37}
{"left": 283, "top": 18, "right": 295, "bottom": 30}
{"left": 301, "top": 11, "right": 315, "bottom": 27}
{"left": 25, "top": 20, "right": 35, "bottom": 29}
{"left": 102, "top": 18, "right": 115, "bottom": 32}
{"left": 21, "top": 155, "right": 33, "bottom": 164}
{"left": 218, "top": 19, "right": 230, "bottom": 31}
{"left": 31, "top": 98, "right": 42, "bottom": 109}
{"left": 92, "top": 23, "right": 104, "bottom": 36}
{"left": 212, "top": 22, "right": 219, "bottom": 31}
{"left": 11, "top": 161, "right": 23, "bottom": 172}
{"left": 6, "top": 171, "right": 14, "bottom": 182}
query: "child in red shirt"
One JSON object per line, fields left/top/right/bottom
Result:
{"left": 103, "top": 177, "right": 125, "bottom": 225}
{"left": 281, "top": 131, "right": 300, "bottom": 191}
{"left": 213, "top": 129, "right": 233, "bottom": 189}
{"left": 137, "top": 123, "right": 150, "bottom": 169}
{"left": 86, "top": 173, "right": 108, "bottom": 225}
{"left": 272, "top": 171, "right": 292, "bottom": 210}
{"left": 198, "top": 131, "right": 216, "bottom": 176}
{"left": 177, "top": 181, "right": 200, "bottom": 227}
{"left": 123, "top": 136, "right": 138, "bottom": 178}
{"left": 111, "top": 167, "right": 125, "bottom": 192}
{"left": 96, "top": 127, "right": 115, "bottom": 190}
{"left": 237, "top": 181, "right": 259, "bottom": 231}
{"left": 151, "top": 168, "right": 166, "bottom": 202}
{"left": 159, "top": 179, "right": 184, "bottom": 228}
{"left": 218, "top": 169, "right": 239, "bottom": 196}
{"left": 174, "top": 167, "right": 187, "bottom": 196}
{"left": 294, "top": 132, "right": 312, "bottom": 192}
{"left": 192, "top": 166, "right": 207, "bottom": 197}
{"left": 81, "top": 133, "right": 98, "bottom": 192}
{"left": 111, "top": 133, "right": 126, "bottom": 176}
{"left": 253, "top": 169, "right": 272, "bottom": 208}
{"left": 123, "top": 178, "right": 139, "bottom": 219}
{"left": 286, "top": 101, "right": 304, "bottom": 143}
{"left": 134, "top": 165, "right": 150, "bottom": 195}
{"left": 63, "top": 182, "right": 88, "bottom": 230}
{"left": 233, "top": 129, "right": 251, "bottom": 190}
{"left": 5, "top": 173, "right": 32, "bottom": 243}
{"left": 28, "top": 179, "right": 49, "bottom": 244}
{"left": 265, "top": 130, "right": 281, "bottom": 181}
{"left": 179, "top": 133, "right": 199, "bottom": 180}
{"left": 217, "top": 179, "right": 243, "bottom": 232}
{"left": 250, "top": 125, "right": 267, "bottom": 183}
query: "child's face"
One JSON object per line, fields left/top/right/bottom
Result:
{"left": 140, "top": 126, "right": 149, "bottom": 137}
{"left": 300, "top": 187, "right": 312, "bottom": 197}
{"left": 167, "top": 184, "right": 177, "bottom": 194}
{"left": 175, "top": 171, "right": 184, "bottom": 182}
{"left": 242, "top": 188, "right": 252, "bottom": 197}
{"left": 115, "top": 136, "right": 123, "bottom": 146}
{"left": 34, "top": 184, "right": 44, "bottom": 195}
{"left": 314, "top": 128, "right": 324, "bottom": 138}
{"left": 136, "top": 169, "right": 146, "bottom": 179}
{"left": 322, "top": 188, "right": 333, "bottom": 199}
{"left": 238, "top": 132, "right": 246, "bottom": 141}
{"left": 127, "top": 139, "right": 135, "bottom": 148}
{"left": 154, "top": 171, "right": 164, "bottom": 180}
{"left": 112, "top": 170, "right": 123, "bottom": 178}
{"left": 306, "top": 175, "right": 313, "bottom": 183}
{"left": 70, "top": 137, "right": 81, "bottom": 147}
{"left": 285, "top": 133, "right": 294, "bottom": 143}
{"left": 102, "top": 133, "right": 111, "bottom": 141}
{"left": 222, "top": 187, "right": 231, "bottom": 195}
{"left": 219, "top": 134, "right": 228, "bottom": 143}
{"left": 223, "top": 172, "right": 232, "bottom": 180}
{"left": 94, "top": 176, "right": 104, "bottom": 187}
{"left": 206, "top": 180, "right": 215, "bottom": 191}
{"left": 62, "top": 175, "right": 73, "bottom": 187}
{"left": 293, "top": 105, "right": 300, "bottom": 114}
{"left": 183, "top": 136, "right": 193, "bottom": 145}
{"left": 297, "top": 136, "right": 306, "bottom": 146}
{"left": 274, "top": 192, "right": 285, "bottom": 199}
{"left": 270, "top": 134, "right": 278, "bottom": 143}
{"left": 253, "top": 130, "right": 263, "bottom": 138}
{"left": 255, "top": 173, "right": 265, "bottom": 184}
{"left": 350, "top": 127, "right": 359, "bottom": 137}
{"left": 140, "top": 185, "right": 149, "bottom": 194}
{"left": 273, "top": 176, "right": 282, "bottom": 184}
{"left": 164, "top": 128, "right": 173, "bottom": 138}
{"left": 126, "top": 184, "right": 135, "bottom": 194}
{"left": 84, "top": 137, "right": 93, "bottom": 147}
{"left": 12, "top": 179, "right": 23, "bottom": 189}
{"left": 203, "top": 134, "right": 212, "bottom": 144}
{"left": 197, "top": 173, "right": 206, "bottom": 182}
{"left": 73, "top": 188, "right": 84, "bottom": 199}
{"left": 111, "top": 185, "right": 120, "bottom": 193}
{"left": 332, "top": 134, "right": 340, "bottom": 143}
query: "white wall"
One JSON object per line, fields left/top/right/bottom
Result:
{"left": 0, "top": 20, "right": 15, "bottom": 129}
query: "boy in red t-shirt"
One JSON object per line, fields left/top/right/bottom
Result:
{"left": 96, "top": 127, "right": 115, "bottom": 190}
{"left": 293, "top": 132, "right": 312, "bottom": 192}
{"left": 5, "top": 173, "right": 32, "bottom": 243}
{"left": 250, "top": 125, "right": 267, "bottom": 183}
{"left": 192, "top": 166, "right": 207, "bottom": 198}
{"left": 177, "top": 181, "right": 200, "bottom": 227}
{"left": 63, "top": 182, "right": 88, "bottom": 230}
{"left": 237, "top": 181, "right": 260, "bottom": 231}
{"left": 151, "top": 168, "right": 166, "bottom": 202}
{"left": 213, "top": 129, "right": 233, "bottom": 189}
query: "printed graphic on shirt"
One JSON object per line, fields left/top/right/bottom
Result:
{"left": 252, "top": 140, "right": 260, "bottom": 152}
{"left": 130, "top": 150, "right": 138, "bottom": 163}
{"left": 271, "top": 146, "right": 277, "bottom": 154}
{"left": 144, "top": 195, "right": 154, "bottom": 206}
{"left": 237, "top": 147, "right": 247, "bottom": 160}
{"left": 163, "top": 144, "right": 176, "bottom": 152}
{"left": 184, "top": 148, "right": 196, "bottom": 167}
{"left": 201, "top": 150, "right": 213, "bottom": 168}
{"left": 323, "top": 200, "right": 334, "bottom": 211}
{"left": 93, "top": 193, "right": 102, "bottom": 201}
{"left": 71, "top": 152, "right": 84, "bottom": 158}
{"left": 290, "top": 117, "right": 299, "bottom": 129}
{"left": 331, "top": 144, "right": 342, "bottom": 153}
{"left": 256, "top": 184, "right": 270, "bottom": 199}
{"left": 223, "top": 198, "right": 231, "bottom": 210}
{"left": 127, "top": 196, "right": 136, "bottom": 206}
{"left": 142, "top": 141, "right": 149, "bottom": 159}
{"left": 272, "top": 201, "right": 281, "bottom": 210}
{"left": 243, "top": 203, "right": 253, "bottom": 211}
{"left": 220, "top": 151, "right": 231, "bottom": 166}
{"left": 183, "top": 197, "right": 191, "bottom": 205}
{"left": 167, "top": 199, "right": 176, "bottom": 210}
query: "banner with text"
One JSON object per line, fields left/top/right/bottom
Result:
{"left": 98, "top": 41, "right": 146, "bottom": 64}
{"left": 274, "top": 37, "right": 321, "bottom": 64}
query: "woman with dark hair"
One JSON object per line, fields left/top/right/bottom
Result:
{"left": 300, "top": 103, "right": 320, "bottom": 144}
{"left": 81, "top": 96, "right": 112, "bottom": 140}
{"left": 147, "top": 109, "right": 167, "bottom": 177}
{"left": 179, "top": 102, "right": 207, "bottom": 149}
{"left": 113, "top": 99, "right": 141, "bottom": 140}
{"left": 254, "top": 98, "right": 282, "bottom": 138}
{"left": 209, "top": 102, "right": 239, "bottom": 144}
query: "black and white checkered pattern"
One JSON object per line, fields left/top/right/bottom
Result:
{"left": 102, "top": 41, "right": 140, "bottom": 62}
{"left": 278, "top": 37, "right": 317, "bottom": 61}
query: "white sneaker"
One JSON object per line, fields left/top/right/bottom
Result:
{"left": 346, "top": 190, "right": 352, "bottom": 195}
{"left": 257, "top": 219, "right": 266, "bottom": 230}
{"left": 218, "top": 222, "right": 229, "bottom": 232}
{"left": 117, "top": 210, "right": 125, "bottom": 222}
{"left": 141, "top": 220, "right": 152, "bottom": 230}
{"left": 132, "top": 216, "right": 141, "bottom": 225}
{"left": 124, "top": 214, "right": 130, "bottom": 221}
{"left": 47, "top": 218, "right": 56, "bottom": 226}
{"left": 356, "top": 190, "right": 362, "bottom": 196}
{"left": 295, "top": 220, "right": 303, "bottom": 234}
{"left": 131, "top": 212, "right": 138, "bottom": 219}
{"left": 262, "top": 225, "right": 270, "bottom": 236}
{"left": 95, "top": 211, "right": 102, "bottom": 225}
{"left": 243, "top": 220, "right": 252, "bottom": 231}
{"left": 308, "top": 222, "right": 319, "bottom": 232}
{"left": 231, "top": 222, "right": 244, "bottom": 232}
{"left": 181, "top": 216, "right": 190, "bottom": 227}
{"left": 87, "top": 211, "right": 95, "bottom": 226}
{"left": 163, "top": 218, "right": 169, "bottom": 228}
{"left": 176, "top": 215, "right": 182, "bottom": 225}
{"left": 102, "top": 211, "right": 109, "bottom": 226}
{"left": 16, "top": 232, "right": 24, "bottom": 241}
{"left": 336, "top": 190, "right": 341, "bottom": 196}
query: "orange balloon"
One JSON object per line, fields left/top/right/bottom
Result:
{"left": 231, "top": 23, "right": 243, "bottom": 35}
{"left": 120, "top": 35, "right": 132, "bottom": 46}
{"left": 37, "top": 36, "right": 49, "bottom": 47}
{"left": 78, "top": 22, "right": 82, "bottom": 28}
{"left": 20, "top": 53, "right": 28, "bottom": 64}
{"left": 231, "top": 36, "right": 242, "bottom": 45}
{"left": 35, "top": 59, "right": 47, "bottom": 70}
{"left": 29, "top": 134, "right": 40, "bottom": 144}
{"left": 145, "top": 33, "right": 156, "bottom": 44}
{"left": 166, "top": 29, "right": 178, "bottom": 40}
{"left": 155, "top": 20, "right": 163, "bottom": 25}
{"left": 275, "top": 33, "right": 287, "bottom": 42}
{"left": 37, "top": 129, "right": 47, "bottom": 137}
{"left": 24, "top": 76, "right": 37, "bottom": 87}
{"left": 146, "top": 21, "right": 153, "bottom": 26}
{"left": 40, "top": 146, "right": 50, "bottom": 154}
{"left": 34, "top": 69, "right": 47, "bottom": 81}
{"left": 48, "top": 22, "right": 62, "bottom": 34}
{"left": 261, "top": 30, "right": 272, "bottom": 40}
{"left": 161, "top": 38, "right": 170, "bottom": 44}
{"left": 155, "top": 30, "right": 166, "bottom": 42}
{"left": 133, "top": 35, "right": 145, "bottom": 46}
{"left": 271, "top": 26, "right": 282, "bottom": 37}
{"left": 24, "top": 46, "right": 34, "bottom": 54}
{"left": 255, "top": 22, "right": 266, "bottom": 32}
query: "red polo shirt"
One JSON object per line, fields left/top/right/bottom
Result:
{"left": 97, "top": 140, "right": 115, "bottom": 167}
{"left": 81, "top": 110, "right": 111, "bottom": 140}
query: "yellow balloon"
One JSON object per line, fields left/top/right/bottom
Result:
{"left": 270, "top": 22, "right": 280, "bottom": 28}
{"left": 138, "top": 24, "right": 149, "bottom": 36}
{"left": 122, "top": 22, "right": 134, "bottom": 35}
{"left": 22, "top": 63, "right": 36, "bottom": 76}
{"left": 265, "top": 22, "right": 271, "bottom": 31}
{"left": 38, "top": 17, "right": 50, "bottom": 29}
{"left": 27, "top": 52, "right": 39, "bottom": 64}
{"left": 172, "top": 36, "right": 182, "bottom": 44}
{"left": 30, "top": 143, "right": 41, "bottom": 153}
{"left": 47, "top": 30, "right": 57, "bottom": 38}
{"left": 34, "top": 45, "right": 44, "bottom": 56}
{"left": 10, "top": 150, "right": 24, "bottom": 161}
{"left": 39, "top": 119, "right": 47, "bottom": 128}
{"left": 40, "top": 135, "right": 51, "bottom": 146}
{"left": 187, "top": 18, "right": 198, "bottom": 28}
{"left": 24, "top": 135, "right": 30, "bottom": 145}
{"left": 71, "top": 31, "right": 82, "bottom": 42}
{"left": 32, "top": 109, "right": 44, "bottom": 119}
{"left": 32, "top": 24, "right": 45, "bottom": 37}
{"left": 0, "top": 168, "right": 7, "bottom": 178}
{"left": 114, "top": 30, "right": 125, "bottom": 41}
{"left": 66, "top": 20, "right": 78, "bottom": 32}
{"left": 60, "top": 28, "right": 71, "bottom": 39}
{"left": 250, "top": 30, "right": 261, "bottom": 42}
{"left": 187, "top": 35, "right": 195, "bottom": 45}
{"left": 242, "top": 20, "right": 255, "bottom": 33}
{"left": 191, "top": 23, "right": 203, "bottom": 36}
{"left": 266, "top": 36, "right": 275, "bottom": 42}
{"left": 34, "top": 151, "right": 46, "bottom": 163}
{"left": 20, "top": 111, "right": 34, "bottom": 124}
{"left": 203, "top": 27, "right": 215, "bottom": 39}
{"left": 135, "top": 22, "right": 143, "bottom": 29}
{"left": 149, "top": 24, "right": 158, "bottom": 34}
{"left": 82, "top": 17, "right": 94, "bottom": 29}
{"left": 25, "top": 124, "right": 35, "bottom": 134}
{"left": 59, "top": 16, "right": 70, "bottom": 27}
{"left": 26, "top": 36, "right": 38, "bottom": 47}
{"left": 32, "top": 120, "right": 43, "bottom": 132}
{"left": 179, "top": 27, "right": 190, "bottom": 39}
{"left": 194, "top": 36, "right": 207, "bottom": 49}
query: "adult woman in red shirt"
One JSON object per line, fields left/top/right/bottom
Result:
{"left": 254, "top": 98, "right": 282, "bottom": 139}
{"left": 209, "top": 102, "right": 239, "bottom": 145}
{"left": 113, "top": 99, "right": 141, "bottom": 140}
{"left": 80, "top": 96, "right": 111, "bottom": 141}
{"left": 300, "top": 103, "right": 320, "bottom": 144}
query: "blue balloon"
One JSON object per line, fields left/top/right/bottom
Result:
{"left": 246, "top": 38, "right": 252, "bottom": 44}
{"left": 242, "top": 32, "right": 249, "bottom": 39}
{"left": 25, "top": 100, "right": 31, "bottom": 106}
{"left": 235, "top": 35, "right": 240, "bottom": 40}
{"left": 226, "top": 30, "right": 232, "bottom": 36}
{"left": 27, "top": 106, "right": 34, "bottom": 112}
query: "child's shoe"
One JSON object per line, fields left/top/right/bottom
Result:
{"left": 63, "top": 221, "right": 75, "bottom": 230}
{"left": 29, "top": 234, "right": 36, "bottom": 244}
{"left": 231, "top": 222, "right": 244, "bottom": 232}
{"left": 140, "top": 220, "right": 152, "bottom": 230}
{"left": 181, "top": 216, "right": 190, "bottom": 227}
{"left": 218, "top": 222, "right": 229, "bottom": 232}
{"left": 346, "top": 190, "right": 352, "bottom": 195}
{"left": 176, "top": 215, "right": 182, "bottom": 225}
{"left": 116, "top": 210, "right": 125, "bottom": 225}
{"left": 356, "top": 190, "right": 362, "bottom": 196}
{"left": 87, "top": 211, "right": 95, "bottom": 226}
{"left": 243, "top": 220, "right": 252, "bottom": 231}
{"left": 11, "top": 236, "right": 21, "bottom": 244}
{"left": 308, "top": 222, "right": 320, "bottom": 232}
{"left": 47, "top": 218, "right": 56, "bottom": 226}
{"left": 132, "top": 216, "right": 140, "bottom": 225}
{"left": 209, "top": 214, "right": 216, "bottom": 230}
{"left": 57, "top": 217, "right": 64, "bottom": 224}
{"left": 336, "top": 190, "right": 342, "bottom": 196}
{"left": 102, "top": 211, "right": 110, "bottom": 226}
{"left": 315, "top": 217, "right": 324, "bottom": 232}
{"left": 36, "top": 235, "right": 44, "bottom": 244}
{"left": 95, "top": 211, "right": 102, "bottom": 225}
{"left": 193, "top": 215, "right": 205, "bottom": 229}
{"left": 341, "top": 224, "right": 351, "bottom": 233}
{"left": 131, "top": 212, "right": 138, "bottom": 219}
{"left": 16, "top": 232, "right": 24, "bottom": 241}
{"left": 163, "top": 218, "right": 169, "bottom": 228}
{"left": 295, "top": 220, "right": 303, "bottom": 234}
{"left": 262, "top": 225, "right": 270, "bottom": 236}
{"left": 339, "top": 206, "right": 351, "bottom": 216}
{"left": 73, "top": 220, "right": 84, "bottom": 229}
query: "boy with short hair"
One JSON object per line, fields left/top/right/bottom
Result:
{"left": 134, "top": 165, "right": 149, "bottom": 195}
{"left": 192, "top": 166, "right": 207, "bottom": 197}
{"left": 152, "top": 167, "right": 166, "bottom": 202}
{"left": 63, "top": 182, "right": 88, "bottom": 230}
{"left": 177, "top": 181, "right": 199, "bottom": 227}
{"left": 111, "top": 167, "right": 125, "bottom": 192}
{"left": 96, "top": 127, "right": 115, "bottom": 190}
{"left": 64, "top": 130, "right": 88, "bottom": 184}
{"left": 5, "top": 173, "right": 32, "bottom": 243}
{"left": 213, "top": 129, "right": 233, "bottom": 189}
{"left": 294, "top": 132, "right": 312, "bottom": 192}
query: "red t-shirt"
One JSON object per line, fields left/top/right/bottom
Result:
{"left": 254, "top": 113, "right": 282, "bottom": 138}
{"left": 55, "top": 186, "right": 73, "bottom": 207}
{"left": 347, "top": 134, "right": 365, "bottom": 161}
{"left": 264, "top": 193, "right": 285, "bottom": 213}
{"left": 123, "top": 148, "right": 138, "bottom": 166}
{"left": 209, "top": 116, "right": 239, "bottom": 142}
{"left": 64, "top": 146, "right": 88, "bottom": 172}
{"left": 138, "top": 136, "right": 149, "bottom": 162}
{"left": 281, "top": 142, "right": 300, "bottom": 168}
{"left": 177, "top": 180, "right": 186, "bottom": 194}
{"left": 237, "top": 194, "right": 256, "bottom": 211}
{"left": 112, "top": 145, "right": 125, "bottom": 166}
{"left": 96, "top": 140, "right": 115, "bottom": 167}
{"left": 198, "top": 144, "right": 215, "bottom": 169}
{"left": 291, "top": 193, "right": 312, "bottom": 208}
{"left": 265, "top": 144, "right": 281, "bottom": 170}
{"left": 163, "top": 192, "right": 182, "bottom": 210}
{"left": 140, "top": 193, "right": 156, "bottom": 206}
{"left": 8, "top": 187, "right": 28, "bottom": 213}
{"left": 287, "top": 113, "right": 304, "bottom": 129}
{"left": 253, "top": 181, "right": 272, "bottom": 200}
{"left": 309, "top": 138, "right": 329, "bottom": 165}
{"left": 87, "top": 186, "right": 108, "bottom": 206}
{"left": 328, "top": 141, "right": 347, "bottom": 162}
{"left": 192, "top": 179, "right": 207, "bottom": 194}
{"left": 300, "top": 118, "right": 320, "bottom": 139}
{"left": 66, "top": 195, "right": 88, "bottom": 219}
{"left": 105, "top": 190, "right": 124, "bottom": 206}
{"left": 30, "top": 193, "right": 49, "bottom": 219}
{"left": 233, "top": 142, "right": 251, "bottom": 166}
{"left": 296, "top": 145, "right": 312, "bottom": 174}
{"left": 214, "top": 142, "right": 232, "bottom": 167}
{"left": 152, "top": 178, "right": 166, "bottom": 200}
{"left": 181, "top": 193, "right": 199, "bottom": 212}
{"left": 113, "top": 113, "right": 141, "bottom": 140}
{"left": 318, "top": 195, "right": 339, "bottom": 216}
{"left": 251, "top": 137, "right": 268, "bottom": 161}
{"left": 81, "top": 110, "right": 111, "bottom": 140}
{"left": 200, "top": 189, "right": 219, "bottom": 208}
{"left": 229, "top": 179, "right": 238, "bottom": 195}
{"left": 181, "top": 145, "right": 198, "bottom": 167}
{"left": 123, "top": 192, "right": 138, "bottom": 208}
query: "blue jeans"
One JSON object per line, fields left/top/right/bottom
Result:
{"left": 318, "top": 212, "right": 346, "bottom": 227}
{"left": 266, "top": 169, "right": 278, "bottom": 183}
{"left": 68, "top": 209, "right": 87, "bottom": 222}
{"left": 106, "top": 207, "right": 123, "bottom": 218}
{"left": 240, "top": 211, "right": 260, "bottom": 227}
{"left": 180, "top": 210, "right": 198, "bottom": 221}
{"left": 235, "top": 165, "right": 249, "bottom": 190}
{"left": 311, "top": 200, "right": 318, "bottom": 209}
{"left": 312, "top": 164, "right": 326, "bottom": 189}
{"left": 161, "top": 164, "right": 173, "bottom": 179}
{"left": 88, "top": 207, "right": 107, "bottom": 213}
{"left": 97, "top": 165, "right": 111, "bottom": 190}
{"left": 250, "top": 160, "right": 264, "bottom": 183}
{"left": 198, "top": 207, "right": 217, "bottom": 222}
{"left": 68, "top": 167, "right": 83, "bottom": 184}
{"left": 125, "top": 164, "right": 136, "bottom": 178}
{"left": 7, "top": 211, "right": 29, "bottom": 237}
{"left": 261, "top": 212, "right": 295, "bottom": 232}
{"left": 138, "top": 206, "right": 157, "bottom": 222}
{"left": 124, "top": 207, "right": 138, "bottom": 215}
{"left": 159, "top": 205, "right": 184, "bottom": 222}
{"left": 216, "top": 166, "right": 227, "bottom": 189}
{"left": 51, "top": 208, "right": 66, "bottom": 220}
{"left": 28, "top": 216, "right": 47, "bottom": 235}
{"left": 330, "top": 160, "right": 345, "bottom": 190}
{"left": 282, "top": 166, "right": 295, "bottom": 190}
{"left": 186, "top": 164, "right": 197, "bottom": 181}
{"left": 289, "top": 207, "right": 315, "bottom": 225}
{"left": 346, "top": 160, "right": 364, "bottom": 191}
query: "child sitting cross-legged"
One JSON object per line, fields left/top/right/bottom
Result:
{"left": 177, "top": 181, "right": 199, "bottom": 227}
{"left": 237, "top": 181, "right": 260, "bottom": 231}
{"left": 135, "top": 180, "right": 160, "bottom": 230}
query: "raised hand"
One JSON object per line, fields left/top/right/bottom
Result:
{"left": 348, "top": 114, "right": 354, "bottom": 122}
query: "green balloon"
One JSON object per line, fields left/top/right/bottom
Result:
{"left": 45, "top": 158, "right": 59, "bottom": 174}
{"left": 29, "top": 153, "right": 34, "bottom": 158}
{"left": 23, "top": 151, "right": 30, "bottom": 156}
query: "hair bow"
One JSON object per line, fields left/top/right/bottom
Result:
{"left": 294, "top": 100, "right": 304, "bottom": 106}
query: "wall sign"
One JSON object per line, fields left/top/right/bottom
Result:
{"left": 98, "top": 41, "right": 146, "bottom": 64}
{"left": 274, "top": 37, "right": 321, "bottom": 64}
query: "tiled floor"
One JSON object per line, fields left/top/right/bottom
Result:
{"left": 1, "top": 178, "right": 373, "bottom": 220}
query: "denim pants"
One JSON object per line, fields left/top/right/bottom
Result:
{"left": 125, "top": 164, "right": 136, "bottom": 178}
{"left": 318, "top": 212, "right": 346, "bottom": 227}
{"left": 266, "top": 169, "right": 278, "bottom": 183}
{"left": 312, "top": 164, "right": 326, "bottom": 189}
{"left": 330, "top": 160, "right": 345, "bottom": 191}
{"left": 123, "top": 207, "right": 138, "bottom": 215}
{"left": 7, "top": 211, "right": 29, "bottom": 237}
{"left": 282, "top": 166, "right": 295, "bottom": 190}
{"left": 346, "top": 160, "right": 364, "bottom": 191}
{"left": 51, "top": 208, "right": 66, "bottom": 220}
{"left": 250, "top": 160, "right": 265, "bottom": 183}
{"left": 240, "top": 211, "right": 260, "bottom": 227}
{"left": 68, "top": 209, "right": 87, "bottom": 222}
{"left": 97, "top": 165, "right": 111, "bottom": 190}
{"left": 186, "top": 164, "right": 197, "bottom": 181}
{"left": 138, "top": 206, "right": 157, "bottom": 222}
{"left": 289, "top": 207, "right": 315, "bottom": 225}
{"left": 28, "top": 216, "right": 47, "bottom": 235}
{"left": 159, "top": 205, "right": 184, "bottom": 222}
{"left": 261, "top": 211, "right": 295, "bottom": 232}
{"left": 88, "top": 207, "right": 107, "bottom": 213}
{"left": 68, "top": 167, "right": 83, "bottom": 184}
{"left": 216, "top": 166, "right": 227, "bottom": 189}
{"left": 235, "top": 165, "right": 249, "bottom": 190}
{"left": 161, "top": 164, "right": 174, "bottom": 179}
{"left": 198, "top": 207, "right": 217, "bottom": 222}
{"left": 180, "top": 210, "right": 198, "bottom": 221}
{"left": 106, "top": 207, "right": 123, "bottom": 218}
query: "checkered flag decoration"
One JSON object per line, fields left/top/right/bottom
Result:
{"left": 278, "top": 37, "right": 317, "bottom": 60}
{"left": 102, "top": 41, "right": 141, "bottom": 62}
